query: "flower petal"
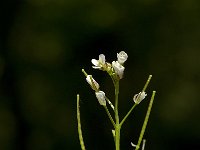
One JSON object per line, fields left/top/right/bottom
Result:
{"left": 91, "top": 59, "right": 99, "bottom": 66}
{"left": 99, "top": 54, "right": 106, "bottom": 65}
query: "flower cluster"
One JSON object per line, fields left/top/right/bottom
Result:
{"left": 83, "top": 51, "right": 147, "bottom": 106}
{"left": 92, "top": 51, "right": 128, "bottom": 79}
{"left": 83, "top": 51, "right": 128, "bottom": 106}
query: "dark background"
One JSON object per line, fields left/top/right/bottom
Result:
{"left": 1, "top": 0, "right": 200, "bottom": 150}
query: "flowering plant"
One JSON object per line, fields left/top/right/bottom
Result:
{"left": 77, "top": 51, "right": 156, "bottom": 150}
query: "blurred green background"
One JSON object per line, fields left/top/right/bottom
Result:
{"left": 1, "top": 0, "right": 200, "bottom": 150}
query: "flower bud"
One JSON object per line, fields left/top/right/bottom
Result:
{"left": 133, "top": 92, "right": 147, "bottom": 104}
{"left": 117, "top": 51, "right": 128, "bottom": 64}
{"left": 95, "top": 91, "right": 106, "bottom": 106}
{"left": 112, "top": 61, "right": 125, "bottom": 79}
{"left": 86, "top": 75, "right": 99, "bottom": 91}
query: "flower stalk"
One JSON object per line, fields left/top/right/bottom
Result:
{"left": 135, "top": 91, "right": 156, "bottom": 150}
{"left": 114, "top": 80, "right": 121, "bottom": 150}
{"left": 77, "top": 94, "right": 86, "bottom": 150}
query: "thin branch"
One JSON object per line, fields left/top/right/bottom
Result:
{"left": 104, "top": 105, "right": 115, "bottom": 127}
{"left": 77, "top": 94, "right": 86, "bottom": 150}
{"left": 135, "top": 91, "right": 156, "bottom": 150}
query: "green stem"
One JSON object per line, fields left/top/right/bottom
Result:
{"left": 82, "top": 69, "right": 88, "bottom": 77}
{"left": 135, "top": 91, "right": 156, "bottom": 150}
{"left": 115, "top": 124, "right": 121, "bottom": 150}
{"left": 120, "top": 103, "right": 137, "bottom": 126}
{"left": 142, "top": 75, "right": 152, "bottom": 92}
{"left": 104, "top": 105, "right": 115, "bottom": 127}
{"left": 114, "top": 80, "right": 120, "bottom": 150}
{"left": 77, "top": 94, "right": 86, "bottom": 150}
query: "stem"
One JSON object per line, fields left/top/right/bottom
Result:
{"left": 142, "top": 75, "right": 152, "bottom": 92}
{"left": 115, "top": 124, "right": 121, "bottom": 150}
{"left": 135, "top": 91, "right": 156, "bottom": 150}
{"left": 82, "top": 69, "right": 88, "bottom": 77}
{"left": 104, "top": 105, "right": 115, "bottom": 127}
{"left": 77, "top": 94, "right": 86, "bottom": 150}
{"left": 120, "top": 103, "right": 137, "bottom": 126}
{"left": 114, "top": 81, "right": 119, "bottom": 121}
{"left": 114, "top": 80, "right": 120, "bottom": 150}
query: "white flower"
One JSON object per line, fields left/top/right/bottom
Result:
{"left": 112, "top": 61, "right": 125, "bottom": 79}
{"left": 117, "top": 51, "right": 128, "bottom": 64}
{"left": 91, "top": 54, "right": 106, "bottom": 69}
{"left": 133, "top": 92, "right": 147, "bottom": 104}
{"left": 95, "top": 91, "right": 106, "bottom": 106}
{"left": 86, "top": 75, "right": 99, "bottom": 90}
